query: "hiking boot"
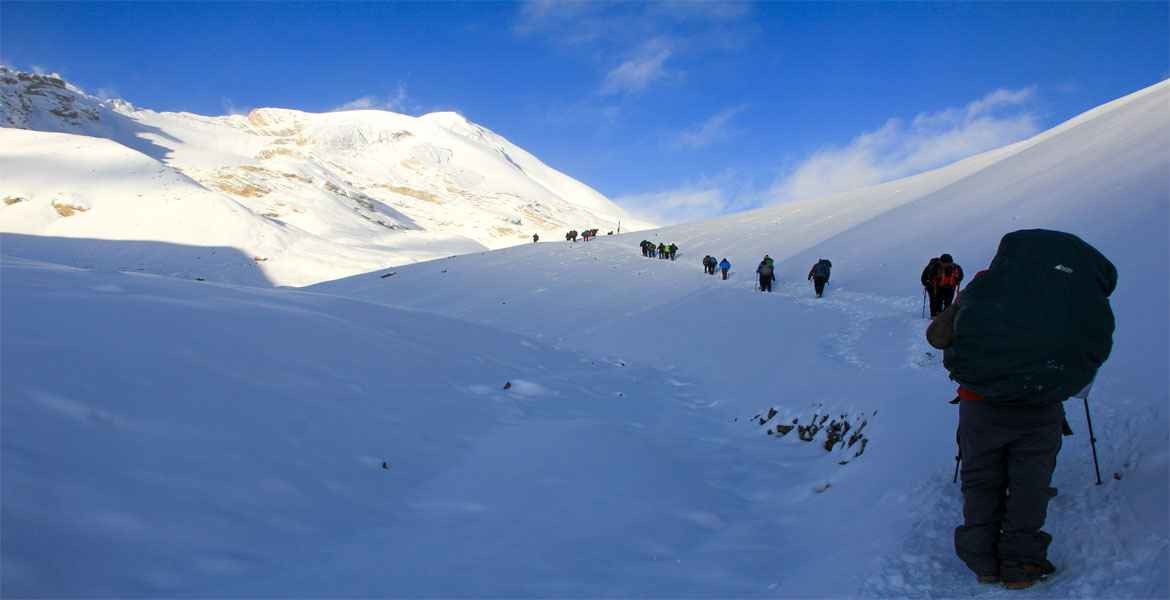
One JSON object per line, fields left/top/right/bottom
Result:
{"left": 1001, "top": 560, "right": 1056, "bottom": 590}
{"left": 1003, "top": 578, "right": 1036, "bottom": 590}
{"left": 977, "top": 574, "right": 1001, "bottom": 584}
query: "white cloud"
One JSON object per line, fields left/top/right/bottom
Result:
{"left": 601, "top": 40, "right": 673, "bottom": 95}
{"left": 516, "top": 1, "right": 753, "bottom": 95}
{"left": 615, "top": 186, "right": 728, "bottom": 225}
{"left": 614, "top": 170, "right": 762, "bottom": 224}
{"left": 333, "top": 82, "right": 411, "bottom": 113}
{"left": 771, "top": 87, "right": 1040, "bottom": 203}
{"left": 676, "top": 104, "right": 747, "bottom": 147}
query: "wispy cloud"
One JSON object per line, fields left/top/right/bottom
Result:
{"left": 333, "top": 82, "right": 412, "bottom": 113}
{"left": 220, "top": 97, "right": 251, "bottom": 116}
{"left": 616, "top": 186, "right": 728, "bottom": 225}
{"left": 93, "top": 87, "right": 122, "bottom": 102}
{"left": 601, "top": 39, "right": 673, "bottom": 95}
{"left": 614, "top": 170, "right": 762, "bottom": 224}
{"left": 771, "top": 87, "right": 1040, "bottom": 203}
{"left": 515, "top": 1, "right": 753, "bottom": 95}
{"left": 676, "top": 104, "right": 747, "bottom": 147}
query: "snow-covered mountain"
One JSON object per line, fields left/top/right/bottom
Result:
{"left": 0, "top": 67, "right": 650, "bottom": 286}
{"left": 3, "top": 78, "right": 1166, "bottom": 597}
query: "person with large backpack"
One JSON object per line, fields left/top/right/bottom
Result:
{"left": 668, "top": 243, "right": 678, "bottom": 261}
{"left": 922, "top": 254, "right": 964, "bottom": 316}
{"left": 657, "top": 243, "right": 667, "bottom": 259}
{"left": 756, "top": 257, "right": 776, "bottom": 292}
{"left": 807, "top": 258, "right": 832, "bottom": 297}
{"left": 926, "top": 229, "right": 1116, "bottom": 590}
{"left": 719, "top": 258, "right": 731, "bottom": 280}
{"left": 702, "top": 255, "right": 715, "bottom": 275}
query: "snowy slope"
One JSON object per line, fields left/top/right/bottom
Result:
{"left": 0, "top": 127, "right": 484, "bottom": 286}
{"left": 314, "top": 79, "right": 1170, "bottom": 595}
{"left": 2, "top": 256, "right": 805, "bottom": 597}
{"left": 0, "top": 67, "right": 649, "bottom": 285}
{"left": 3, "top": 79, "right": 1167, "bottom": 598}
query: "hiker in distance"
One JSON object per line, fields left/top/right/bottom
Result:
{"left": 668, "top": 242, "right": 679, "bottom": 261}
{"left": 719, "top": 257, "right": 731, "bottom": 280}
{"left": 702, "top": 255, "right": 718, "bottom": 275}
{"left": 657, "top": 242, "right": 667, "bottom": 259}
{"left": 922, "top": 253, "right": 964, "bottom": 317}
{"left": 927, "top": 229, "right": 1116, "bottom": 590}
{"left": 756, "top": 256, "right": 776, "bottom": 292}
{"left": 532, "top": 233, "right": 539, "bottom": 243}
{"left": 807, "top": 258, "right": 832, "bottom": 297}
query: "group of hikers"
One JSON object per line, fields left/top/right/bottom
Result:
{"left": 641, "top": 242, "right": 837, "bottom": 297}
{"left": 696, "top": 251, "right": 833, "bottom": 297}
{"left": 640, "top": 240, "right": 678, "bottom": 260}
{"left": 623, "top": 229, "right": 1116, "bottom": 590}
{"left": 563, "top": 228, "right": 603, "bottom": 242}
{"left": 700, "top": 255, "right": 732, "bottom": 279}
{"left": 700, "top": 232, "right": 1116, "bottom": 591}
{"left": 566, "top": 228, "right": 600, "bottom": 242}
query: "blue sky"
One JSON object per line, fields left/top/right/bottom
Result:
{"left": 3, "top": 1, "right": 1167, "bottom": 223}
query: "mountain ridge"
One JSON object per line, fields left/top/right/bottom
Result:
{"left": 0, "top": 66, "right": 650, "bottom": 286}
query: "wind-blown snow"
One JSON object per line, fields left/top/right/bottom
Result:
{"left": 2, "top": 78, "right": 1167, "bottom": 597}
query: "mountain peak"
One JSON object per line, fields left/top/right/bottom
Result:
{"left": 0, "top": 66, "right": 651, "bottom": 286}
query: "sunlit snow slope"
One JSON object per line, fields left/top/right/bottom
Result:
{"left": 2, "top": 79, "right": 1166, "bottom": 598}
{"left": 0, "top": 67, "right": 649, "bottom": 286}
{"left": 316, "top": 79, "right": 1170, "bottom": 596}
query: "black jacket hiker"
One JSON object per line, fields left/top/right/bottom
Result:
{"left": 931, "top": 229, "right": 1116, "bottom": 589}
{"left": 756, "top": 260, "right": 775, "bottom": 292}
{"left": 808, "top": 259, "right": 832, "bottom": 297}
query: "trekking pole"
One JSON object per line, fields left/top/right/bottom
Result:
{"left": 921, "top": 288, "right": 927, "bottom": 319}
{"left": 952, "top": 429, "right": 961, "bottom": 483}
{"left": 1080, "top": 387, "right": 1104, "bottom": 485}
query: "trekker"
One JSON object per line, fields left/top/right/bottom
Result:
{"left": 808, "top": 258, "right": 832, "bottom": 297}
{"left": 701, "top": 255, "right": 713, "bottom": 274}
{"left": 719, "top": 258, "right": 731, "bottom": 280}
{"left": 668, "top": 243, "right": 678, "bottom": 261}
{"left": 927, "top": 229, "right": 1116, "bottom": 590}
{"left": 533, "top": 233, "right": 539, "bottom": 243}
{"left": 657, "top": 243, "right": 667, "bottom": 259}
{"left": 756, "top": 257, "right": 775, "bottom": 292}
{"left": 922, "top": 254, "right": 964, "bottom": 317}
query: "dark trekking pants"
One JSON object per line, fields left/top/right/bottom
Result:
{"left": 955, "top": 400, "right": 1063, "bottom": 577}
{"left": 930, "top": 286, "right": 956, "bottom": 316}
{"left": 721, "top": 268, "right": 729, "bottom": 280}
{"left": 759, "top": 275, "right": 772, "bottom": 292}
{"left": 813, "top": 276, "right": 827, "bottom": 296}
